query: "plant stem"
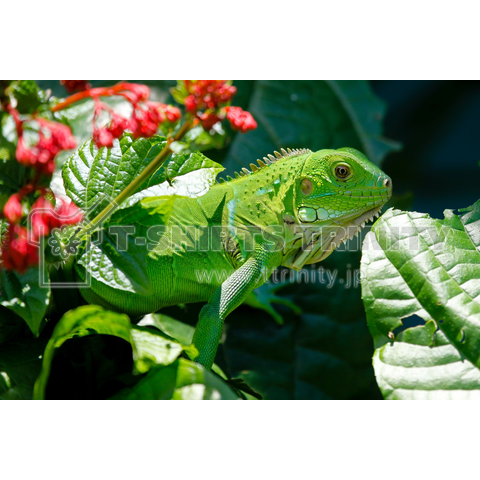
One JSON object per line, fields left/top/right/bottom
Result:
{"left": 72, "top": 120, "right": 192, "bottom": 241}
{"left": 51, "top": 83, "right": 129, "bottom": 112}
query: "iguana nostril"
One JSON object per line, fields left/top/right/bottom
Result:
{"left": 383, "top": 178, "right": 391, "bottom": 189}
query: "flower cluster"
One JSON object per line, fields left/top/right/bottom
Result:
{"left": 181, "top": 80, "right": 257, "bottom": 133}
{"left": 10, "top": 108, "right": 76, "bottom": 176}
{"left": 1, "top": 188, "right": 83, "bottom": 272}
{"left": 66, "top": 83, "right": 182, "bottom": 149}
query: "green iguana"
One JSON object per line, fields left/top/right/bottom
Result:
{"left": 76, "top": 147, "right": 392, "bottom": 370}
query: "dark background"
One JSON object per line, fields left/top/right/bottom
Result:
{"left": 372, "top": 80, "right": 480, "bottom": 217}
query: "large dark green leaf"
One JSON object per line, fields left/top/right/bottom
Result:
{"left": 220, "top": 253, "right": 380, "bottom": 400}
{"left": 0, "top": 337, "right": 47, "bottom": 400}
{"left": 32, "top": 305, "right": 238, "bottom": 400}
{"left": 33, "top": 305, "right": 196, "bottom": 399}
{"left": 361, "top": 205, "right": 480, "bottom": 399}
{"left": 0, "top": 266, "right": 50, "bottom": 336}
{"left": 224, "top": 80, "right": 400, "bottom": 173}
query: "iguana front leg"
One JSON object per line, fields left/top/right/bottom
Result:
{"left": 191, "top": 246, "right": 282, "bottom": 370}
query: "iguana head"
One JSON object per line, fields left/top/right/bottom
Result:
{"left": 282, "top": 147, "right": 392, "bottom": 269}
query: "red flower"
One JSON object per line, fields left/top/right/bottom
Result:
{"left": 30, "top": 196, "right": 57, "bottom": 238}
{"left": 199, "top": 112, "right": 221, "bottom": 130}
{"left": 185, "top": 95, "right": 198, "bottom": 113}
{"left": 15, "top": 119, "right": 76, "bottom": 176}
{"left": 226, "top": 106, "right": 257, "bottom": 133}
{"left": 107, "top": 112, "right": 130, "bottom": 138}
{"left": 129, "top": 103, "right": 162, "bottom": 138}
{"left": 3, "top": 193, "right": 23, "bottom": 224}
{"left": 162, "top": 104, "right": 181, "bottom": 123}
{"left": 1, "top": 225, "right": 39, "bottom": 272}
{"left": 55, "top": 200, "right": 83, "bottom": 226}
{"left": 37, "top": 119, "right": 76, "bottom": 151}
{"left": 93, "top": 128, "right": 115, "bottom": 148}
{"left": 30, "top": 196, "right": 83, "bottom": 238}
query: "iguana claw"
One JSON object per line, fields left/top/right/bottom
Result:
{"left": 245, "top": 281, "right": 302, "bottom": 325}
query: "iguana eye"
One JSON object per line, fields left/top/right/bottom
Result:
{"left": 335, "top": 164, "right": 351, "bottom": 180}
{"left": 300, "top": 178, "right": 313, "bottom": 195}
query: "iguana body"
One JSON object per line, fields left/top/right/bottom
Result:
{"left": 77, "top": 147, "right": 392, "bottom": 369}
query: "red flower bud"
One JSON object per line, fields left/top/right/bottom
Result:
{"left": 199, "top": 112, "right": 221, "bottom": 130}
{"left": 30, "top": 196, "right": 56, "bottom": 238}
{"left": 3, "top": 193, "right": 23, "bottom": 224}
{"left": 226, "top": 106, "right": 257, "bottom": 133}
{"left": 55, "top": 201, "right": 83, "bottom": 226}
{"left": 93, "top": 128, "right": 115, "bottom": 148}
{"left": 107, "top": 113, "right": 130, "bottom": 139}
{"left": 185, "top": 95, "right": 198, "bottom": 113}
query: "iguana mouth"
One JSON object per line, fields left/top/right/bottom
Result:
{"left": 282, "top": 205, "right": 383, "bottom": 270}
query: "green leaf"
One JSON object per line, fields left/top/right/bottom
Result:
{"left": 0, "top": 337, "right": 47, "bottom": 400}
{"left": 459, "top": 199, "right": 480, "bottom": 225}
{"left": 108, "top": 195, "right": 175, "bottom": 227}
{"left": 373, "top": 324, "right": 480, "bottom": 399}
{"left": 7, "top": 80, "right": 43, "bottom": 114}
{"left": 361, "top": 205, "right": 480, "bottom": 399}
{"left": 139, "top": 313, "right": 195, "bottom": 345}
{"left": 124, "top": 150, "right": 224, "bottom": 205}
{"left": 224, "top": 80, "right": 400, "bottom": 173}
{"left": 137, "top": 313, "right": 230, "bottom": 382}
{"left": 147, "top": 150, "right": 225, "bottom": 188}
{"left": 76, "top": 196, "right": 174, "bottom": 295}
{"left": 111, "top": 358, "right": 239, "bottom": 400}
{"left": 0, "top": 266, "right": 51, "bottom": 336}
{"left": 62, "top": 133, "right": 167, "bottom": 218}
{"left": 33, "top": 305, "right": 194, "bottom": 399}
{"left": 72, "top": 147, "right": 223, "bottom": 295}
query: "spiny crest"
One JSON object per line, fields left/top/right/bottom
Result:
{"left": 217, "top": 147, "right": 312, "bottom": 183}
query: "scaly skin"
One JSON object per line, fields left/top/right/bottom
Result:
{"left": 77, "top": 147, "right": 392, "bottom": 370}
